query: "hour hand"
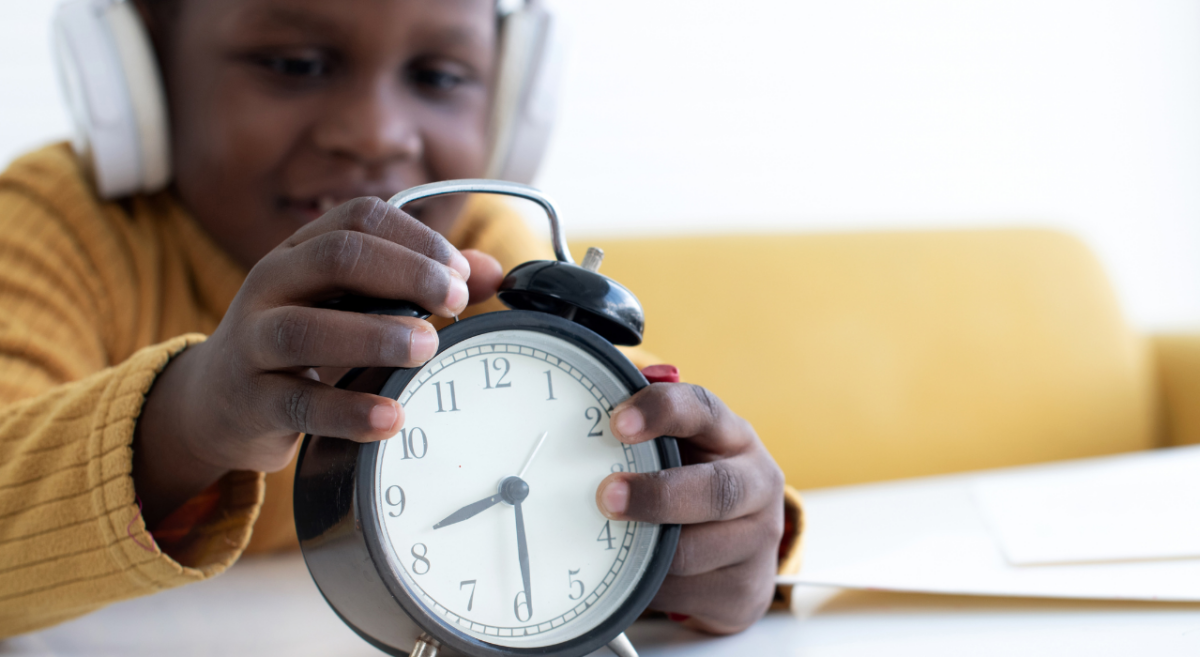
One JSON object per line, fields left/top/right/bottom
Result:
{"left": 433, "top": 493, "right": 504, "bottom": 530}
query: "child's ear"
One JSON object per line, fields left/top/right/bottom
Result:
{"left": 130, "top": 0, "right": 166, "bottom": 50}
{"left": 131, "top": 0, "right": 154, "bottom": 30}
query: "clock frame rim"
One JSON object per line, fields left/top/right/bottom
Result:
{"left": 295, "top": 310, "right": 682, "bottom": 657}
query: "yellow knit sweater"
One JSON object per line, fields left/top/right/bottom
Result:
{"left": 0, "top": 144, "right": 558, "bottom": 636}
{"left": 0, "top": 145, "right": 801, "bottom": 638}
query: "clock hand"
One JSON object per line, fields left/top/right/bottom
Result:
{"left": 432, "top": 457, "right": 543, "bottom": 531}
{"left": 498, "top": 476, "right": 534, "bottom": 617}
{"left": 432, "top": 493, "right": 504, "bottom": 530}
{"left": 517, "top": 431, "right": 550, "bottom": 480}
{"left": 436, "top": 433, "right": 547, "bottom": 530}
{"left": 514, "top": 499, "right": 532, "bottom": 616}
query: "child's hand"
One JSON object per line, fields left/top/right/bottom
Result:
{"left": 596, "top": 384, "right": 785, "bottom": 634}
{"left": 135, "top": 198, "right": 500, "bottom": 525}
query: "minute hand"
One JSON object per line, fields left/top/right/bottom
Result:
{"left": 433, "top": 493, "right": 503, "bottom": 530}
{"left": 514, "top": 499, "right": 532, "bottom": 615}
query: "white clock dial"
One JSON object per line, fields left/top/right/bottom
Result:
{"left": 373, "top": 330, "right": 662, "bottom": 649}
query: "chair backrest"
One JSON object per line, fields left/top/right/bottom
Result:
{"left": 572, "top": 229, "right": 1158, "bottom": 488}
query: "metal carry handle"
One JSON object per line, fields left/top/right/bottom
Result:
{"left": 387, "top": 179, "right": 574, "bottom": 265}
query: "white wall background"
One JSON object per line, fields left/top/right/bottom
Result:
{"left": 2, "top": 1, "right": 1198, "bottom": 330}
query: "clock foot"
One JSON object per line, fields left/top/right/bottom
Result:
{"left": 607, "top": 632, "right": 638, "bottom": 657}
{"left": 411, "top": 634, "right": 441, "bottom": 657}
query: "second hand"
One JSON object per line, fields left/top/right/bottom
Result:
{"left": 517, "top": 431, "right": 549, "bottom": 479}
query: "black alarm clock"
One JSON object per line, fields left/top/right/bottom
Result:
{"left": 293, "top": 180, "right": 681, "bottom": 657}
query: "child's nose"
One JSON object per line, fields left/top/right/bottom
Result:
{"left": 312, "top": 81, "right": 422, "bottom": 168}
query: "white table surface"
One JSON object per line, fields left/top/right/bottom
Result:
{"left": 3, "top": 552, "right": 1198, "bottom": 657}
{"left": 784, "top": 450, "right": 1200, "bottom": 602}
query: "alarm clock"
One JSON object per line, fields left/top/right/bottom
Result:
{"left": 294, "top": 180, "right": 681, "bottom": 657}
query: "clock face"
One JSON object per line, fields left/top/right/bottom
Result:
{"left": 371, "top": 329, "right": 663, "bottom": 649}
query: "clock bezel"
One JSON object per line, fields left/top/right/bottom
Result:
{"left": 296, "top": 310, "right": 681, "bottom": 657}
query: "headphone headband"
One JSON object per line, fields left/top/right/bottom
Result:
{"left": 485, "top": 0, "right": 562, "bottom": 184}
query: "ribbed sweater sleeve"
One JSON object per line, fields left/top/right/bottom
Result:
{"left": 0, "top": 337, "right": 263, "bottom": 637}
{"left": 0, "top": 147, "right": 263, "bottom": 638}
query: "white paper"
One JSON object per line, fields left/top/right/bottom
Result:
{"left": 777, "top": 447, "right": 1200, "bottom": 601}
{"left": 972, "top": 446, "right": 1200, "bottom": 565}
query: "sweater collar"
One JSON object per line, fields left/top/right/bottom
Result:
{"left": 147, "top": 192, "right": 247, "bottom": 320}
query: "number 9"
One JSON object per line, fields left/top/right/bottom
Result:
{"left": 385, "top": 485, "right": 406, "bottom": 517}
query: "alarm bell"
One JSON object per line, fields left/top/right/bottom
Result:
{"left": 498, "top": 246, "right": 644, "bottom": 346}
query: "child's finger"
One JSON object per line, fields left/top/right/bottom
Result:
{"left": 649, "top": 548, "right": 778, "bottom": 635}
{"left": 255, "top": 373, "right": 404, "bottom": 443}
{"left": 594, "top": 449, "right": 783, "bottom": 525}
{"left": 247, "top": 307, "right": 438, "bottom": 371}
{"left": 609, "top": 383, "right": 757, "bottom": 455}
{"left": 461, "top": 249, "right": 503, "bottom": 305}
{"left": 257, "top": 231, "right": 468, "bottom": 317}
{"left": 666, "top": 506, "right": 784, "bottom": 577}
{"left": 283, "top": 197, "right": 469, "bottom": 278}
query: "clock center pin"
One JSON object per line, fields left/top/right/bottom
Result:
{"left": 499, "top": 476, "right": 530, "bottom": 505}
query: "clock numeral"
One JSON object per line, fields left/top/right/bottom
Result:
{"left": 544, "top": 370, "right": 557, "bottom": 401}
{"left": 460, "top": 580, "right": 477, "bottom": 611}
{"left": 597, "top": 520, "right": 616, "bottom": 551}
{"left": 568, "top": 569, "right": 584, "bottom": 601}
{"left": 434, "top": 381, "right": 460, "bottom": 412}
{"left": 482, "top": 358, "right": 512, "bottom": 389}
{"left": 585, "top": 407, "right": 604, "bottom": 437}
{"left": 411, "top": 543, "right": 430, "bottom": 575}
{"left": 399, "top": 427, "right": 428, "bottom": 460}
{"left": 513, "top": 590, "right": 532, "bottom": 622}
{"left": 384, "top": 485, "right": 406, "bottom": 517}
{"left": 611, "top": 463, "right": 625, "bottom": 473}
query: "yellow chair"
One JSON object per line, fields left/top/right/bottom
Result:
{"left": 572, "top": 229, "right": 1200, "bottom": 489}
{"left": 250, "top": 228, "right": 1200, "bottom": 553}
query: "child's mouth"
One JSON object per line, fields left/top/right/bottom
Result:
{"left": 279, "top": 195, "right": 347, "bottom": 223}
{"left": 278, "top": 193, "right": 425, "bottom": 225}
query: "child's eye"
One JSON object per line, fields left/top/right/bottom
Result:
{"left": 256, "top": 54, "right": 331, "bottom": 78}
{"left": 409, "top": 68, "right": 466, "bottom": 92}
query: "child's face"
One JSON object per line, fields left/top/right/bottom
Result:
{"left": 154, "top": 0, "right": 496, "bottom": 269}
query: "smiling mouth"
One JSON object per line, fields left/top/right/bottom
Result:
{"left": 278, "top": 193, "right": 429, "bottom": 225}
{"left": 280, "top": 195, "right": 346, "bottom": 215}
{"left": 278, "top": 194, "right": 368, "bottom": 223}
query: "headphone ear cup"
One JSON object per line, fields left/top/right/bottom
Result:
{"left": 487, "top": 0, "right": 564, "bottom": 184}
{"left": 53, "top": 0, "right": 171, "bottom": 199}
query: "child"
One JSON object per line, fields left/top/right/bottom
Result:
{"left": 0, "top": 0, "right": 799, "bottom": 640}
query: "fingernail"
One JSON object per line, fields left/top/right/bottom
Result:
{"left": 599, "top": 479, "right": 629, "bottom": 517}
{"left": 448, "top": 251, "right": 471, "bottom": 279}
{"left": 410, "top": 327, "right": 438, "bottom": 363}
{"left": 369, "top": 403, "right": 399, "bottom": 432}
{"left": 446, "top": 270, "right": 469, "bottom": 312}
{"left": 612, "top": 406, "right": 644, "bottom": 440}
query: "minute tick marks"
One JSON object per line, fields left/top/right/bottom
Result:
{"left": 375, "top": 334, "right": 655, "bottom": 643}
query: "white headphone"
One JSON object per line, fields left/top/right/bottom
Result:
{"left": 52, "top": 0, "right": 563, "bottom": 199}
